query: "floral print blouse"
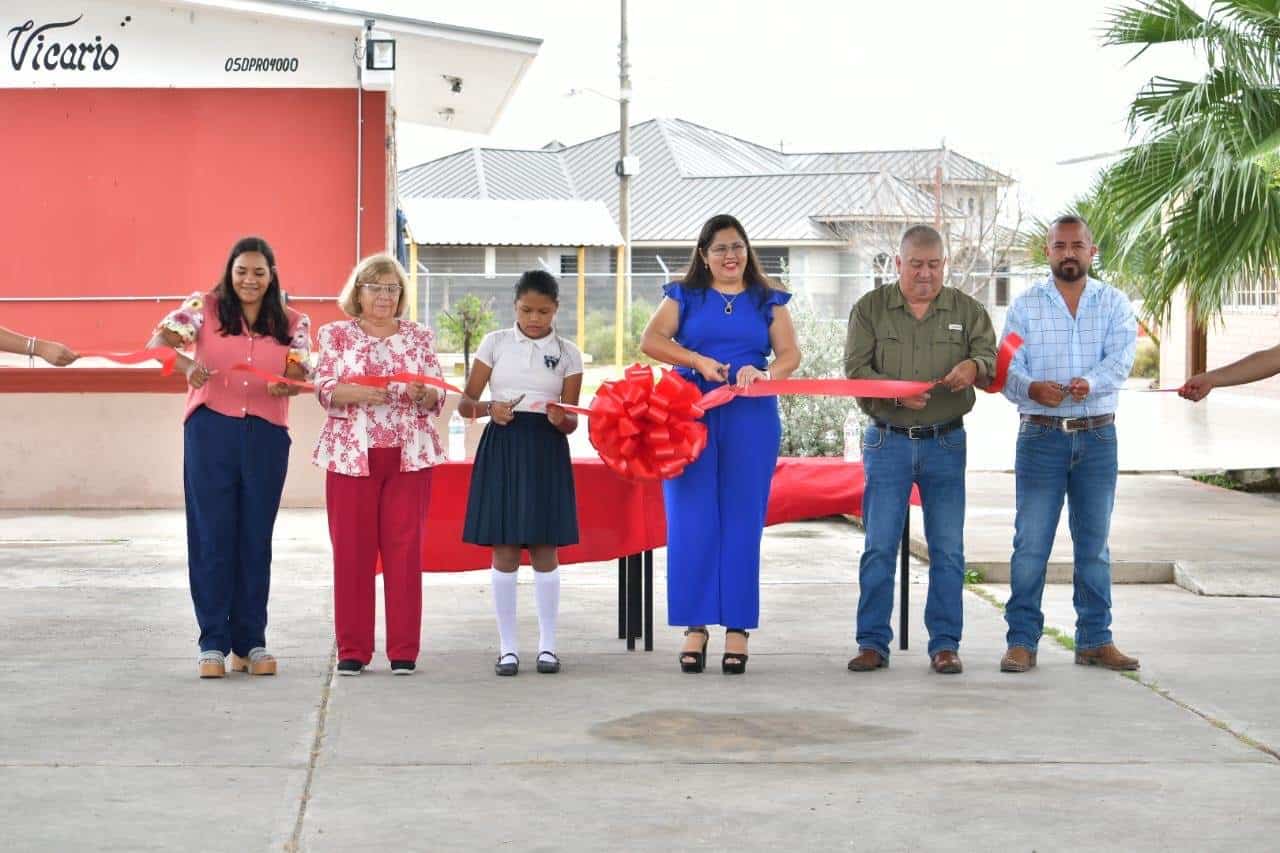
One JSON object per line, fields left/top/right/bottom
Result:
{"left": 311, "top": 319, "right": 447, "bottom": 476}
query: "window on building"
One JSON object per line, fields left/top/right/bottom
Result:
{"left": 560, "top": 253, "right": 578, "bottom": 275}
{"left": 873, "top": 253, "right": 891, "bottom": 288}
{"left": 1225, "top": 269, "right": 1280, "bottom": 312}
{"left": 995, "top": 266, "right": 1010, "bottom": 306}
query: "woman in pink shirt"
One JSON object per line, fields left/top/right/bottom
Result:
{"left": 150, "top": 236, "right": 311, "bottom": 679}
{"left": 312, "top": 254, "right": 446, "bottom": 676}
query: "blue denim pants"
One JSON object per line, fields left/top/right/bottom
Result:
{"left": 1005, "top": 419, "right": 1118, "bottom": 652}
{"left": 857, "top": 422, "right": 966, "bottom": 658}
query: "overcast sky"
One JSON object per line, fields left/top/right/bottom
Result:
{"left": 367, "top": 0, "right": 1204, "bottom": 221}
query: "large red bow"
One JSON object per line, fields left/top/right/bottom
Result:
{"left": 580, "top": 364, "right": 708, "bottom": 480}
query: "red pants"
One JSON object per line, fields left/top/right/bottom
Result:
{"left": 326, "top": 448, "right": 433, "bottom": 664}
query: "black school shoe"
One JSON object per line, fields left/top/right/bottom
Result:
{"left": 337, "top": 659, "right": 364, "bottom": 676}
{"left": 495, "top": 653, "right": 519, "bottom": 676}
{"left": 390, "top": 660, "right": 416, "bottom": 675}
{"left": 536, "top": 651, "right": 561, "bottom": 674}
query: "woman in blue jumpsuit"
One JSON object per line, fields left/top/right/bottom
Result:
{"left": 641, "top": 213, "right": 801, "bottom": 674}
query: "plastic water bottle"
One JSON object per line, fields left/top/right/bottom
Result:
{"left": 448, "top": 409, "right": 466, "bottom": 460}
{"left": 843, "top": 409, "right": 861, "bottom": 463}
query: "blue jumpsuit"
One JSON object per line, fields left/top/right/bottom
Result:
{"left": 661, "top": 282, "right": 790, "bottom": 629}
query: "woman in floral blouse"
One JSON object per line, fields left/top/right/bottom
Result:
{"left": 149, "top": 236, "right": 312, "bottom": 679}
{"left": 313, "top": 254, "right": 446, "bottom": 676}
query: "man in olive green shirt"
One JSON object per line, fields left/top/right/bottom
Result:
{"left": 843, "top": 225, "right": 997, "bottom": 675}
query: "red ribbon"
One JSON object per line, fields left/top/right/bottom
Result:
{"left": 77, "top": 348, "right": 178, "bottom": 375}
{"left": 345, "top": 372, "right": 465, "bottom": 396}
{"left": 577, "top": 334, "right": 1026, "bottom": 480}
{"left": 696, "top": 377, "right": 937, "bottom": 412}
{"left": 220, "top": 363, "right": 315, "bottom": 391}
{"left": 218, "top": 367, "right": 466, "bottom": 398}
{"left": 982, "top": 332, "right": 1022, "bottom": 394}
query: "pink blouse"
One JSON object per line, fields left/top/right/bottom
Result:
{"left": 311, "top": 319, "right": 447, "bottom": 476}
{"left": 158, "top": 291, "right": 312, "bottom": 427}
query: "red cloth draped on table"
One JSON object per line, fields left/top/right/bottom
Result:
{"left": 419, "top": 457, "right": 920, "bottom": 571}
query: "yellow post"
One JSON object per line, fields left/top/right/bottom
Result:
{"left": 614, "top": 245, "right": 625, "bottom": 365}
{"left": 576, "top": 246, "right": 586, "bottom": 353}
{"left": 407, "top": 237, "right": 419, "bottom": 323}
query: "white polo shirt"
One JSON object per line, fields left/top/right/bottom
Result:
{"left": 474, "top": 325, "right": 584, "bottom": 412}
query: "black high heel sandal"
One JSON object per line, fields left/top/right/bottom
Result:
{"left": 722, "top": 629, "right": 750, "bottom": 675}
{"left": 680, "top": 627, "right": 709, "bottom": 673}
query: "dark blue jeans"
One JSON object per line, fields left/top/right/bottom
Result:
{"left": 857, "top": 422, "right": 967, "bottom": 658}
{"left": 183, "top": 406, "right": 290, "bottom": 655}
{"left": 1006, "top": 420, "right": 1118, "bottom": 652}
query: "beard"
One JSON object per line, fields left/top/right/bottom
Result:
{"left": 1051, "top": 259, "right": 1086, "bottom": 283}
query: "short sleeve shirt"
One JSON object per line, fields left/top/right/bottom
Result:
{"left": 474, "top": 325, "right": 584, "bottom": 412}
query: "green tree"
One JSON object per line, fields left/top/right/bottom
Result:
{"left": 778, "top": 291, "right": 859, "bottom": 457}
{"left": 1088, "top": 0, "right": 1280, "bottom": 323}
{"left": 437, "top": 294, "right": 497, "bottom": 378}
{"left": 584, "top": 298, "right": 655, "bottom": 365}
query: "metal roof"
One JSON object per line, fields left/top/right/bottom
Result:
{"left": 398, "top": 118, "right": 1003, "bottom": 243}
{"left": 401, "top": 198, "right": 622, "bottom": 247}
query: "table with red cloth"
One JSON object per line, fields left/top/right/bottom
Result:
{"left": 421, "top": 457, "right": 920, "bottom": 650}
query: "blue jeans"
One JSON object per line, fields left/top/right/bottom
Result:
{"left": 857, "top": 422, "right": 966, "bottom": 658}
{"left": 1006, "top": 420, "right": 1118, "bottom": 652}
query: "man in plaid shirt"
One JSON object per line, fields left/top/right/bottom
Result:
{"left": 998, "top": 215, "right": 1139, "bottom": 674}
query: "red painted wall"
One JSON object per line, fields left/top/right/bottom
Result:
{"left": 0, "top": 87, "right": 387, "bottom": 352}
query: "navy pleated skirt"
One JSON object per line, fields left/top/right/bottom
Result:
{"left": 462, "top": 412, "right": 579, "bottom": 547}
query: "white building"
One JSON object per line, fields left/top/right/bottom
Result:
{"left": 397, "top": 118, "right": 1031, "bottom": 344}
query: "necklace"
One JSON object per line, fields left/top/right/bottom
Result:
{"left": 714, "top": 288, "right": 743, "bottom": 315}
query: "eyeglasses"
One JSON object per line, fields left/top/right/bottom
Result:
{"left": 708, "top": 242, "right": 747, "bottom": 257}
{"left": 360, "top": 283, "right": 402, "bottom": 297}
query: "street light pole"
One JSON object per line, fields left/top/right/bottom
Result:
{"left": 617, "top": 0, "right": 631, "bottom": 361}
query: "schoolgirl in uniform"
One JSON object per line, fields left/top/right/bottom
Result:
{"left": 460, "top": 270, "right": 584, "bottom": 676}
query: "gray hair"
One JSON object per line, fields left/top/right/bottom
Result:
{"left": 899, "top": 224, "right": 944, "bottom": 254}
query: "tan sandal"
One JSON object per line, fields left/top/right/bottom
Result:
{"left": 229, "top": 648, "right": 277, "bottom": 676}
{"left": 199, "top": 650, "right": 226, "bottom": 679}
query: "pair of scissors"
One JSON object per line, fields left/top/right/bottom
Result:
{"left": 497, "top": 393, "right": 525, "bottom": 410}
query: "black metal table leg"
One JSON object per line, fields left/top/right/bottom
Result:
{"left": 643, "top": 550, "right": 653, "bottom": 652}
{"left": 626, "top": 553, "right": 642, "bottom": 650}
{"left": 899, "top": 512, "right": 910, "bottom": 651}
{"left": 618, "top": 557, "right": 626, "bottom": 639}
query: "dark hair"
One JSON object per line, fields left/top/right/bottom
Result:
{"left": 680, "top": 214, "right": 783, "bottom": 307}
{"left": 899, "top": 224, "right": 944, "bottom": 253}
{"left": 514, "top": 269, "right": 560, "bottom": 302}
{"left": 1048, "top": 214, "right": 1093, "bottom": 242}
{"left": 212, "top": 236, "right": 292, "bottom": 345}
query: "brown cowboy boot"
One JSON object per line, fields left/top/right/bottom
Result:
{"left": 999, "top": 646, "right": 1037, "bottom": 673}
{"left": 847, "top": 649, "right": 888, "bottom": 671}
{"left": 1075, "top": 643, "right": 1139, "bottom": 671}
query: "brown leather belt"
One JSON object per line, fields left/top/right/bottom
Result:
{"left": 1021, "top": 413, "right": 1115, "bottom": 433}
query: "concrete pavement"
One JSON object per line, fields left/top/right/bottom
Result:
{"left": 1, "top": 509, "right": 1278, "bottom": 851}
{"left": 901, "top": 472, "right": 1280, "bottom": 588}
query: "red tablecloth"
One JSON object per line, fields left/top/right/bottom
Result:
{"left": 421, "top": 456, "right": 919, "bottom": 571}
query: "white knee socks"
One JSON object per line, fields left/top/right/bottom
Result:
{"left": 534, "top": 568, "right": 560, "bottom": 655}
{"left": 491, "top": 568, "right": 519, "bottom": 657}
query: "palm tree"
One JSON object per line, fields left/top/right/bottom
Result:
{"left": 1089, "top": 0, "right": 1280, "bottom": 328}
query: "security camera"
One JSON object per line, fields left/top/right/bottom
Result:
{"left": 443, "top": 75, "right": 463, "bottom": 94}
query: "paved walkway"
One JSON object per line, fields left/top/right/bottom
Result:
{"left": 904, "top": 472, "right": 1280, "bottom": 586}
{"left": 1, "top": 509, "right": 1277, "bottom": 851}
